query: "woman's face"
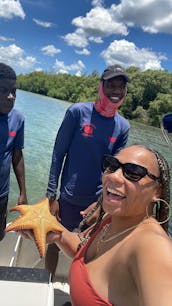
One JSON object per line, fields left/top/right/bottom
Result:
{"left": 102, "top": 146, "right": 161, "bottom": 218}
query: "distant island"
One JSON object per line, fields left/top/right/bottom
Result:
{"left": 17, "top": 66, "right": 172, "bottom": 128}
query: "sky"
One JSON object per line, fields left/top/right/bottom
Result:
{"left": 0, "top": 0, "right": 172, "bottom": 76}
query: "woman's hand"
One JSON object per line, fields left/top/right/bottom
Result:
{"left": 17, "top": 229, "right": 34, "bottom": 240}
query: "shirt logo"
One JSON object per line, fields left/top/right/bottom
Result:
{"left": 109, "top": 136, "right": 117, "bottom": 143}
{"left": 82, "top": 123, "right": 95, "bottom": 137}
{"left": 9, "top": 131, "right": 16, "bottom": 137}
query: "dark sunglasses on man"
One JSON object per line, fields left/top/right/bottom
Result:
{"left": 103, "top": 155, "right": 160, "bottom": 182}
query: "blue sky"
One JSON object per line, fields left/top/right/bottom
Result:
{"left": 0, "top": 0, "right": 172, "bottom": 76}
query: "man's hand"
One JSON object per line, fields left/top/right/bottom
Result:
{"left": 49, "top": 199, "right": 61, "bottom": 221}
{"left": 80, "top": 202, "right": 100, "bottom": 226}
{"left": 17, "top": 194, "right": 28, "bottom": 205}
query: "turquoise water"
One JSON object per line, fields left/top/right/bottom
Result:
{"left": 8, "top": 90, "right": 172, "bottom": 221}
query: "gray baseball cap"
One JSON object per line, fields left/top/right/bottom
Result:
{"left": 101, "top": 64, "right": 129, "bottom": 82}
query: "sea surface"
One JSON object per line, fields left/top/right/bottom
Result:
{"left": 8, "top": 90, "right": 172, "bottom": 221}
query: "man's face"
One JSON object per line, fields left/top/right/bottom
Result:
{"left": 0, "top": 79, "right": 16, "bottom": 113}
{"left": 103, "top": 76, "right": 127, "bottom": 103}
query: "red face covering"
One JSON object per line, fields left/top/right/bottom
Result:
{"left": 94, "top": 82, "right": 127, "bottom": 117}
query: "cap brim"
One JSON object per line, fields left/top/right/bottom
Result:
{"left": 103, "top": 72, "right": 129, "bottom": 82}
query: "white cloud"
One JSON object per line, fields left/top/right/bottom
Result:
{"left": 63, "top": 0, "right": 172, "bottom": 53}
{"left": 0, "top": 44, "right": 37, "bottom": 73}
{"left": 75, "top": 48, "right": 90, "bottom": 55}
{"left": 88, "top": 36, "right": 103, "bottom": 43}
{"left": 101, "top": 39, "right": 166, "bottom": 71}
{"left": 72, "top": 6, "right": 128, "bottom": 37}
{"left": 33, "top": 18, "right": 55, "bottom": 28}
{"left": 0, "top": 0, "right": 25, "bottom": 19}
{"left": 113, "top": 0, "right": 172, "bottom": 34}
{"left": 0, "top": 35, "right": 15, "bottom": 42}
{"left": 91, "top": 0, "right": 104, "bottom": 7}
{"left": 63, "top": 5, "right": 127, "bottom": 49}
{"left": 143, "top": 13, "right": 172, "bottom": 34}
{"left": 41, "top": 45, "right": 61, "bottom": 57}
{"left": 63, "top": 28, "right": 88, "bottom": 48}
{"left": 53, "top": 59, "right": 85, "bottom": 76}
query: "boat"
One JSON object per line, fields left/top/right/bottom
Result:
{"left": 0, "top": 230, "right": 72, "bottom": 306}
{"left": 161, "top": 112, "right": 172, "bottom": 237}
{"left": 162, "top": 112, "right": 172, "bottom": 133}
{"left": 0, "top": 113, "right": 172, "bottom": 305}
{"left": 161, "top": 112, "right": 172, "bottom": 148}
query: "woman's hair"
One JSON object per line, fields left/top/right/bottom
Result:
{"left": 77, "top": 144, "right": 171, "bottom": 250}
{"left": 150, "top": 148, "right": 171, "bottom": 232}
{"left": 0, "top": 63, "right": 16, "bottom": 80}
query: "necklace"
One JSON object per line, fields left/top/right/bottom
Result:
{"left": 96, "top": 222, "right": 140, "bottom": 255}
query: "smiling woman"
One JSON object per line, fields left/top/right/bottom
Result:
{"left": 19, "top": 144, "right": 172, "bottom": 306}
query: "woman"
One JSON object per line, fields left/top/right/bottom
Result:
{"left": 25, "top": 145, "right": 172, "bottom": 305}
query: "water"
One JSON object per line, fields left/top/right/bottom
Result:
{"left": 8, "top": 90, "right": 172, "bottom": 221}
{"left": 8, "top": 90, "right": 71, "bottom": 221}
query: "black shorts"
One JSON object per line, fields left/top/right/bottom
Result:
{"left": 0, "top": 196, "right": 8, "bottom": 241}
{"left": 58, "top": 197, "right": 89, "bottom": 232}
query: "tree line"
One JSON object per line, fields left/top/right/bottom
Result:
{"left": 17, "top": 66, "right": 172, "bottom": 127}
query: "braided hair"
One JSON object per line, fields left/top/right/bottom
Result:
{"left": 0, "top": 62, "right": 16, "bottom": 80}
{"left": 76, "top": 194, "right": 104, "bottom": 250}
{"left": 150, "top": 148, "right": 171, "bottom": 232}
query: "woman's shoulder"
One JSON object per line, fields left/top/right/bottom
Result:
{"left": 133, "top": 218, "right": 170, "bottom": 242}
{"left": 129, "top": 219, "right": 172, "bottom": 263}
{"left": 127, "top": 220, "right": 172, "bottom": 304}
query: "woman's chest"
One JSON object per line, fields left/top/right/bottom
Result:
{"left": 84, "top": 238, "right": 138, "bottom": 306}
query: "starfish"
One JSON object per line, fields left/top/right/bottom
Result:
{"left": 6, "top": 197, "right": 63, "bottom": 257}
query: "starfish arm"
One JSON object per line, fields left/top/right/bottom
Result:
{"left": 9, "top": 205, "right": 31, "bottom": 215}
{"left": 6, "top": 216, "right": 34, "bottom": 232}
{"left": 33, "top": 223, "right": 47, "bottom": 258}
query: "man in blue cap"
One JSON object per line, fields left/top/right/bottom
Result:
{"left": 45, "top": 64, "right": 130, "bottom": 280}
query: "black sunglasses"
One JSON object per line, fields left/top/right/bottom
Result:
{"left": 103, "top": 155, "right": 160, "bottom": 182}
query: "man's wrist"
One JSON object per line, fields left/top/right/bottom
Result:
{"left": 46, "top": 191, "right": 56, "bottom": 201}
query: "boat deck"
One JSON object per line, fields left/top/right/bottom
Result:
{"left": 0, "top": 232, "right": 72, "bottom": 305}
{"left": 1, "top": 224, "right": 172, "bottom": 305}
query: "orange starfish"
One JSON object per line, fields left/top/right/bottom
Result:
{"left": 6, "top": 197, "right": 63, "bottom": 257}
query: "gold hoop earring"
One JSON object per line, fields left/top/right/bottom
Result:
{"left": 155, "top": 198, "right": 171, "bottom": 225}
{"left": 146, "top": 199, "right": 171, "bottom": 224}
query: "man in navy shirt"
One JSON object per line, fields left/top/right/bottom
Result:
{"left": 45, "top": 64, "right": 130, "bottom": 280}
{"left": 0, "top": 63, "right": 28, "bottom": 240}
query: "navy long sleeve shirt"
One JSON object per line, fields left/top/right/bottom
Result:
{"left": 47, "top": 102, "right": 130, "bottom": 207}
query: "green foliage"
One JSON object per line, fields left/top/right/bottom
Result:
{"left": 132, "top": 106, "right": 149, "bottom": 124}
{"left": 17, "top": 67, "right": 172, "bottom": 127}
{"left": 148, "top": 93, "right": 172, "bottom": 127}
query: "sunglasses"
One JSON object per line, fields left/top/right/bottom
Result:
{"left": 103, "top": 155, "right": 160, "bottom": 182}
